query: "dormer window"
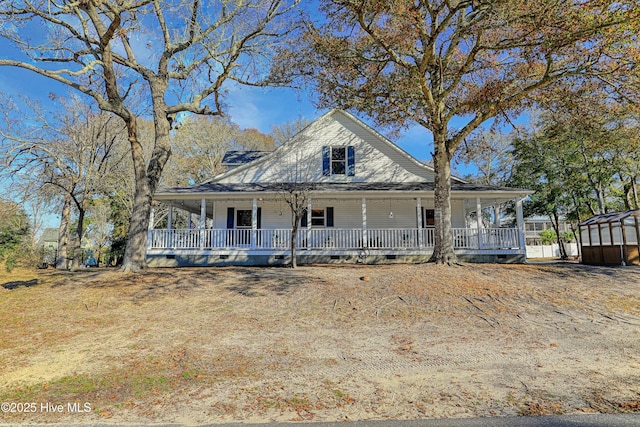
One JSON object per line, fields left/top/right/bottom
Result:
{"left": 323, "top": 146, "right": 355, "bottom": 176}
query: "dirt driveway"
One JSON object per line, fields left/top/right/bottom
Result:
{"left": 1, "top": 263, "right": 639, "bottom": 424}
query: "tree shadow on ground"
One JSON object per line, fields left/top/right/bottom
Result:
{"left": 46, "top": 268, "right": 211, "bottom": 302}
{"left": 225, "top": 267, "right": 327, "bottom": 297}
{"left": 537, "top": 263, "right": 640, "bottom": 280}
{"left": 44, "top": 266, "right": 328, "bottom": 300}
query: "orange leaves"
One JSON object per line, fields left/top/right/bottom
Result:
{"left": 306, "top": 0, "right": 639, "bottom": 129}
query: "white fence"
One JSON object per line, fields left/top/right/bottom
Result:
{"left": 148, "top": 227, "right": 522, "bottom": 251}
{"left": 526, "top": 243, "right": 579, "bottom": 258}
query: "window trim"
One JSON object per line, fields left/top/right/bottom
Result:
{"left": 311, "top": 209, "right": 325, "bottom": 227}
{"left": 323, "top": 146, "right": 355, "bottom": 176}
{"left": 331, "top": 147, "right": 346, "bottom": 175}
{"left": 423, "top": 208, "right": 435, "bottom": 227}
{"left": 236, "top": 209, "right": 252, "bottom": 228}
{"left": 302, "top": 207, "right": 334, "bottom": 228}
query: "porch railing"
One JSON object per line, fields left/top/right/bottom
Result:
{"left": 148, "top": 227, "right": 521, "bottom": 251}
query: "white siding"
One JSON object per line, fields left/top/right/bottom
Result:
{"left": 366, "top": 199, "right": 417, "bottom": 228}
{"left": 212, "top": 200, "right": 292, "bottom": 229}
{"left": 451, "top": 200, "right": 466, "bottom": 227}
{"left": 215, "top": 111, "right": 433, "bottom": 184}
{"left": 208, "top": 198, "right": 469, "bottom": 230}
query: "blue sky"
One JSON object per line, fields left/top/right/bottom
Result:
{"left": 227, "top": 84, "right": 435, "bottom": 163}
{"left": 0, "top": 45, "right": 436, "bottom": 164}
{"left": 0, "top": 63, "right": 439, "bottom": 231}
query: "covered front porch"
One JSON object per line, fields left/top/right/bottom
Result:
{"left": 146, "top": 190, "right": 528, "bottom": 266}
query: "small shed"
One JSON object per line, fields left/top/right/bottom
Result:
{"left": 579, "top": 210, "right": 640, "bottom": 266}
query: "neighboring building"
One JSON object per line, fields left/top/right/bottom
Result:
{"left": 147, "top": 110, "right": 531, "bottom": 267}
{"left": 37, "top": 228, "right": 58, "bottom": 266}
{"left": 524, "top": 215, "right": 573, "bottom": 245}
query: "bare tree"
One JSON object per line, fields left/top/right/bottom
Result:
{"left": 276, "top": 139, "right": 315, "bottom": 268}
{"left": 164, "top": 116, "right": 275, "bottom": 187}
{"left": 85, "top": 197, "right": 113, "bottom": 267}
{"left": 0, "top": 0, "right": 300, "bottom": 272}
{"left": 455, "top": 128, "right": 517, "bottom": 227}
{"left": 279, "top": 184, "right": 312, "bottom": 269}
{"left": 270, "top": 117, "right": 311, "bottom": 146}
{"left": 0, "top": 95, "right": 128, "bottom": 269}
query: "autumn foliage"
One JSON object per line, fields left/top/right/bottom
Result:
{"left": 275, "top": 0, "right": 640, "bottom": 263}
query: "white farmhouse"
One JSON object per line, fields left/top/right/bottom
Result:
{"left": 148, "top": 110, "right": 531, "bottom": 266}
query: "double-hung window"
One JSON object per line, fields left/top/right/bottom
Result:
{"left": 323, "top": 146, "right": 355, "bottom": 176}
{"left": 301, "top": 207, "right": 334, "bottom": 227}
{"left": 331, "top": 147, "right": 346, "bottom": 174}
{"left": 311, "top": 209, "right": 325, "bottom": 226}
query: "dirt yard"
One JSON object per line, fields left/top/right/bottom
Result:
{"left": 1, "top": 263, "right": 639, "bottom": 424}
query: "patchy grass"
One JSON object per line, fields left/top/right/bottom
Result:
{"left": 0, "top": 264, "right": 39, "bottom": 282}
{"left": 1, "top": 264, "right": 639, "bottom": 423}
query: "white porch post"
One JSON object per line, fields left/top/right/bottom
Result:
{"left": 166, "top": 205, "right": 173, "bottom": 249}
{"left": 306, "top": 199, "right": 312, "bottom": 249}
{"left": 251, "top": 197, "right": 258, "bottom": 249}
{"left": 210, "top": 200, "right": 216, "bottom": 246}
{"left": 476, "top": 197, "right": 483, "bottom": 250}
{"left": 211, "top": 200, "right": 215, "bottom": 228}
{"left": 148, "top": 206, "right": 155, "bottom": 230}
{"left": 362, "top": 197, "right": 368, "bottom": 248}
{"left": 416, "top": 197, "right": 423, "bottom": 248}
{"left": 199, "top": 198, "right": 206, "bottom": 249}
{"left": 516, "top": 196, "right": 526, "bottom": 250}
{"left": 200, "top": 199, "right": 206, "bottom": 228}
{"left": 147, "top": 206, "right": 154, "bottom": 249}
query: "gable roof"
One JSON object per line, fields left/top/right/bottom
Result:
{"left": 199, "top": 109, "right": 465, "bottom": 186}
{"left": 37, "top": 228, "right": 58, "bottom": 246}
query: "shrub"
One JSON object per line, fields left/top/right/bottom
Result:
{"left": 538, "top": 229, "right": 557, "bottom": 245}
{"left": 0, "top": 199, "right": 32, "bottom": 272}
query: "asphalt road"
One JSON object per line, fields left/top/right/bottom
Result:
{"left": 3, "top": 414, "right": 640, "bottom": 427}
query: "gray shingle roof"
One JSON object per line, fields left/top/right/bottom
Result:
{"left": 221, "top": 150, "right": 272, "bottom": 166}
{"left": 156, "top": 181, "right": 529, "bottom": 196}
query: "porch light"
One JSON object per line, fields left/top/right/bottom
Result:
{"left": 388, "top": 211, "right": 394, "bottom": 219}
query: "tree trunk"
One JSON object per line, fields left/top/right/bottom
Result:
{"left": 570, "top": 223, "right": 581, "bottom": 259}
{"left": 632, "top": 176, "right": 639, "bottom": 210}
{"left": 121, "top": 117, "right": 151, "bottom": 272}
{"left": 551, "top": 211, "right": 568, "bottom": 260}
{"left": 122, "top": 174, "right": 152, "bottom": 272}
{"left": 623, "top": 181, "right": 633, "bottom": 211}
{"left": 429, "top": 134, "right": 456, "bottom": 264}
{"left": 493, "top": 204, "right": 503, "bottom": 228}
{"left": 121, "top": 94, "right": 172, "bottom": 273}
{"left": 595, "top": 184, "right": 606, "bottom": 215}
{"left": 71, "top": 207, "right": 85, "bottom": 270}
{"left": 56, "top": 194, "right": 72, "bottom": 270}
{"left": 290, "top": 222, "right": 298, "bottom": 269}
